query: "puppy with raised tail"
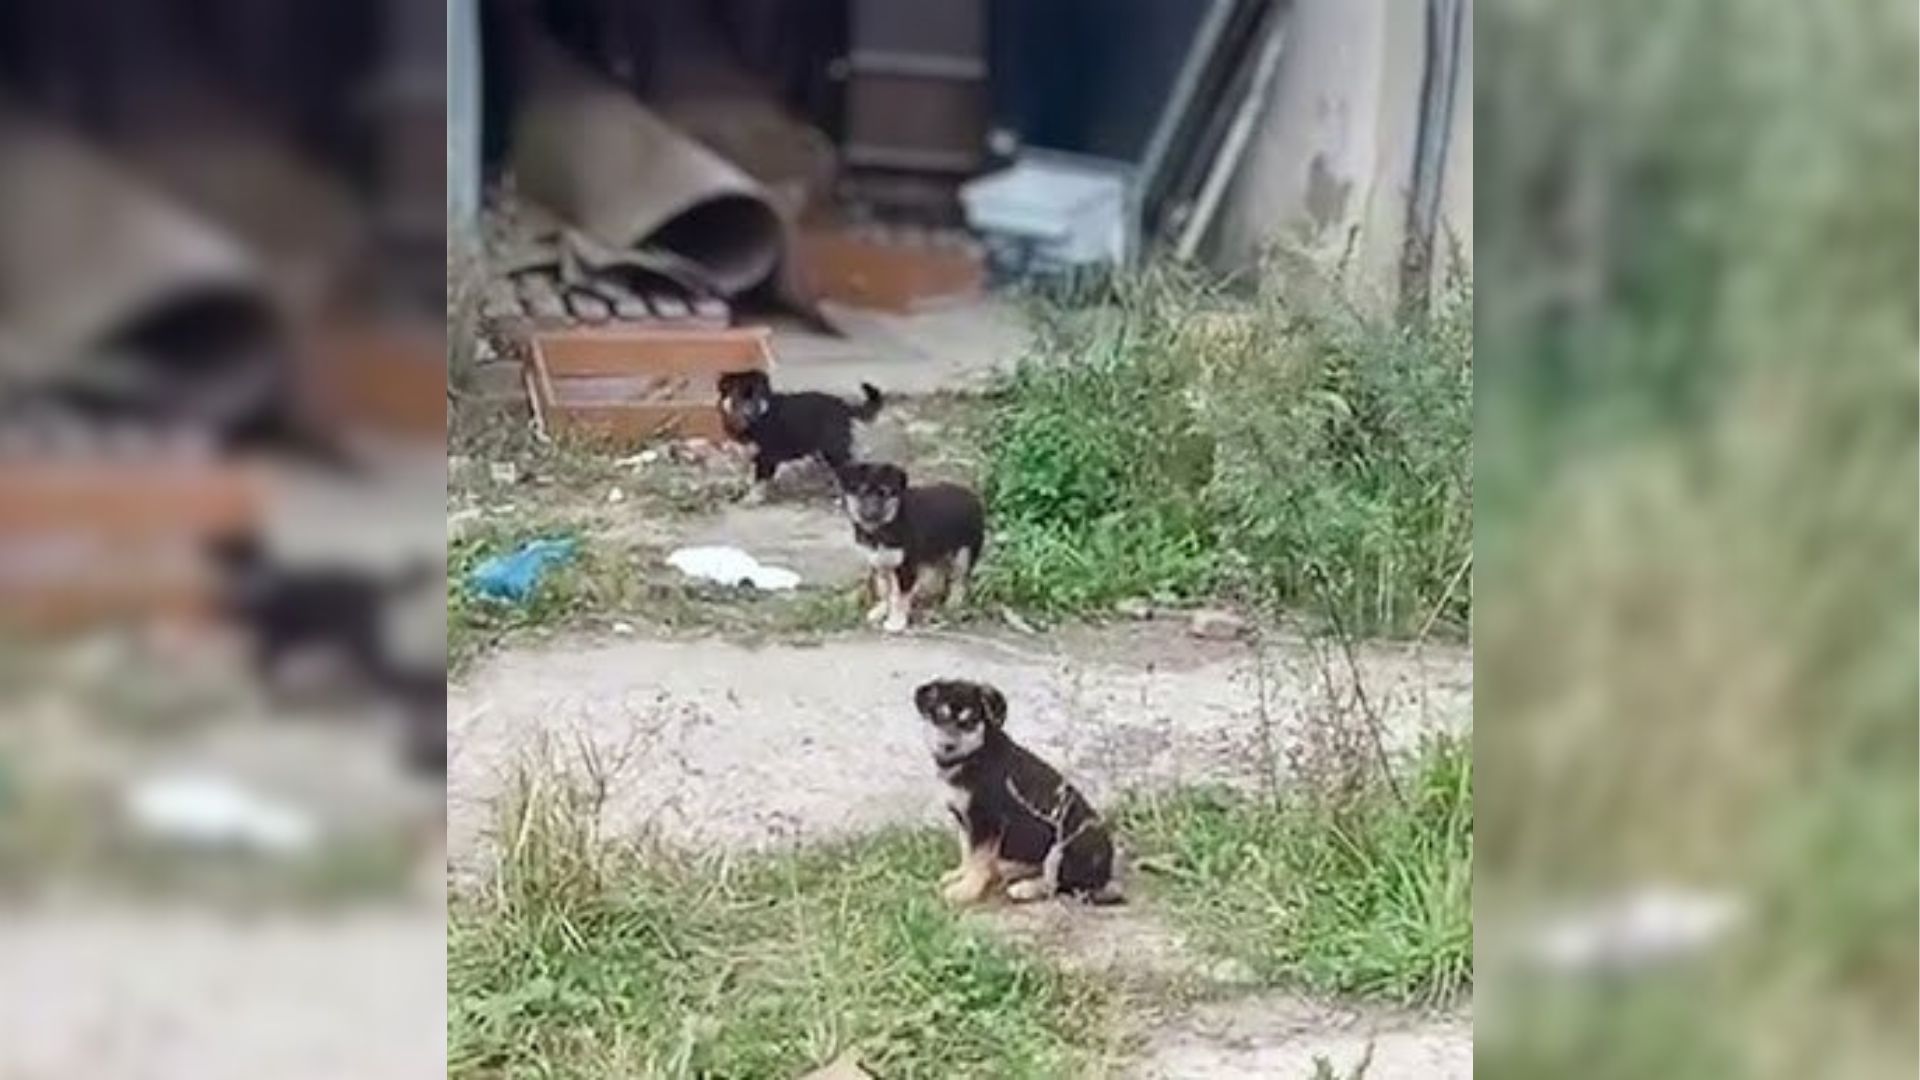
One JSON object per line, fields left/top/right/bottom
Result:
{"left": 716, "top": 370, "right": 883, "bottom": 503}
{"left": 839, "top": 461, "right": 985, "bottom": 633}
{"left": 914, "top": 678, "right": 1122, "bottom": 906}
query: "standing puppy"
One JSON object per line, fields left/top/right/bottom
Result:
{"left": 206, "top": 533, "right": 435, "bottom": 693}
{"left": 716, "top": 370, "right": 883, "bottom": 503}
{"left": 914, "top": 678, "right": 1121, "bottom": 905}
{"left": 839, "top": 462, "right": 984, "bottom": 633}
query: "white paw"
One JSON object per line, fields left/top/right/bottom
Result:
{"left": 939, "top": 866, "right": 966, "bottom": 886}
{"left": 1005, "top": 878, "right": 1054, "bottom": 904}
{"left": 943, "top": 877, "right": 988, "bottom": 905}
{"left": 740, "top": 484, "right": 768, "bottom": 506}
{"left": 882, "top": 612, "right": 909, "bottom": 634}
{"left": 865, "top": 602, "right": 889, "bottom": 625}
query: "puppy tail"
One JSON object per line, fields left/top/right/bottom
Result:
{"left": 852, "top": 382, "right": 884, "bottom": 422}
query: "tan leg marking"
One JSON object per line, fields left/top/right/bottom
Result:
{"left": 994, "top": 858, "right": 1043, "bottom": 883}
{"left": 882, "top": 571, "right": 912, "bottom": 633}
{"left": 939, "top": 822, "right": 972, "bottom": 885}
{"left": 947, "top": 548, "right": 974, "bottom": 608}
{"left": 1005, "top": 876, "right": 1055, "bottom": 903}
{"left": 941, "top": 837, "right": 999, "bottom": 905}
{"left": 864, "top": 568, "right": 890, "bottom": 624}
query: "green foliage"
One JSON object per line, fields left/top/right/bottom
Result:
{"left": 977, "top": 267, "right": 1471, "bottom": 636}
{"left": 1121, "top": 736, "right": 1473, "bottom": 1006}
{"left": 448, "top": 764, "right": 1123, "bottom": 1078}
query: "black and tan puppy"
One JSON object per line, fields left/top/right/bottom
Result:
{"left": 914, "top": 678, "right": 1122, "bottom": 906}
{"left": 716, "top": 370, "right": 883, "bottom": 503}
{"left": 207, "top": 533, "right": 435, "bottom": 693}
{"left": 839, "top": 462, "right": 984, "bottom": 633}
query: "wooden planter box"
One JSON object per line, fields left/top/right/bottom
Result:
{"left": 304, "top": 321, "right": 448, "bottom": 441}
{"left": 525, "top": 326, "right": 774, "bottom": 444}
{"left": 0, "top": 455, "right": 263, "bottom": 631}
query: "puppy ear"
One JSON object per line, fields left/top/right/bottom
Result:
{"left": 912, "top": 681, "right": 940, "bottom": 716}
{"left": 979, "top": 685, "right": 1007, "bottom": 727}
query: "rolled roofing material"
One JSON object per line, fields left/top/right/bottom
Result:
{"left": 510, "top": 32, "right": 784, "bottom": 297}
{"left": 0, "top": 108, "right": 270, "bottom": 390}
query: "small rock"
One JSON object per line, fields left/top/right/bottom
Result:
{"left": 489, "top": 461, "right": 520, "bottom": 486}
{"left": 607, "top": 486, "right": 626, "bottom": 504}
{"left": 1115, "top": 598, "right": 1155, "bottom": 620}
{"left": 447, "top": 507, "right": 484, "bottom": 543}
{"left": 612, "top": 621, "right": 636, "bottom": 636}
{"left": 1001, "top": 607, "right": 1039, "bottom": 635}
{"left": 798, "top": 1053, "right": 875, "bottom": 1080}
{"left": 1529, "top": 885, "right": 1747, "bottom": 975}
{"left": 1188, "top": 609, "right": 1248, "bottom": 640}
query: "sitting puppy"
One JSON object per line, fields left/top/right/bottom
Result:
{"left": 716, "top": 370, "right": 883, "bottom": 503}
{"left": 206, "top": 533, "right": 436, "bottom": 693}
{"left": 838, "top": 462, "right": 984, "bottom": 633}
{"left": 914, "top": 678, "right": 1122, "bottom": 906}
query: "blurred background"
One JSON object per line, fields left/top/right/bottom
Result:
{"left": 0, "top": 1, "right": 447, "bottom": 1077}
{"left": 1476, "top": 1, "right": 1916, "bottom": 1078}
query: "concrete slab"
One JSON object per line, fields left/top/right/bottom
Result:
{"left": 768, "top": 297, "right": 1029, "bottom": 397}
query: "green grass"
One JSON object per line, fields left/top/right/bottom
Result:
{"left": 1121, "top": 735, "right": 1473, "bottom": 1007}
{"left": 1474, "top": 0, "right": 1916, "bottom": 1076}
{"left": 447, "top": 762, "right": 1125, "bottom": 1079}
{"left": 976, "top": 267, "right": 1471, "bottom": 636}
{"left": 449, "top": 726, "right": 1472, "bottom": 1077}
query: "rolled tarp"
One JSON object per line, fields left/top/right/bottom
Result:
{"left": 509, "top": 30, "right": 784, "bottom": 297}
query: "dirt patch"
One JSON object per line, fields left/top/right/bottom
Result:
{"left": 446, "top": 626, "right": 1468, "bottom": 872}
{"left": 1129, "top": 994, "right": 1471, "bottom": 1080}
{"left": 974, "top": 899, "right": 1258, "bottom": 994}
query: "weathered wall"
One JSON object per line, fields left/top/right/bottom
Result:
{"left": 448, "top": 0, "right": 482, "bottom": 229}
{"left": 1207, "top": 0, "right": 1471, "bottom": 299}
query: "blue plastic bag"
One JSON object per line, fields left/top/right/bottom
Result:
{"left": 465, "top": 537, "right": 578, "bottom": 602}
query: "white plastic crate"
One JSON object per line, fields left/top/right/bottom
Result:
{"left": 960, "top": 150, "right": 1135, "bottom": 273}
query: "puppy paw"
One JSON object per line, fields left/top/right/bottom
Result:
{"left": 1005, "top": 878, "right": 1055, "bottom": 904}
{"left": 739, "top": 484, "right": 769, "bottom": 506}
{"left": 865, "top": 602, "right": 889, "bottom": 625}
{"left": 882, "top": 612, "right": 910, "bottom": 634}
{"left": 938, "top": 865, "right": 966, "bottom": 886}
{"left": 942, "top": 876, "right": 990, "bottom": 906}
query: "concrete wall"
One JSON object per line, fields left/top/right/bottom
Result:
{"left": 1207, "top": 0, "right": 1471, "bottom": 301}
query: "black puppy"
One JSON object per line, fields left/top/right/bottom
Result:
{"left": 364, "top": 651, "right": 448, "bottom": 778}
{"left": 914, "top": 679, "right": 1121, "bottom": 905}
{"left": 838, "top": 461, "right": 984, "bottom": 633}
{"left": 206, "top": 533, "right": 436, "bottom": 692}
{"left": 716, "top": 370, "right": 883, "bottom": 502}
